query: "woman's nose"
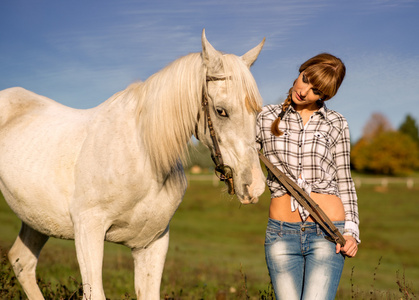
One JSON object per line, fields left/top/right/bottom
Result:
{"left": 300, "top": 85, "right": 310, "bottom": 97}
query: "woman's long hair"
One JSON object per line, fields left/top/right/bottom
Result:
{"left": 271, "top": 53, "right": 346, "bottom": 136}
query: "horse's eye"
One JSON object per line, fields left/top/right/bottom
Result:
{"left": 216, "top": 108, "right": 228, "bottom": 118}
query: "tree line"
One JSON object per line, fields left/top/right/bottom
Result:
{"left": 186, "top": 113, "right": 419, "bottom": 176}
{"left": 351, "top": 113, "right": 419, "bottom": 176}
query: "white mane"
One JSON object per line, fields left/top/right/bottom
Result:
{"left": 117, "top": 51, "right": 263, "bottom": 174}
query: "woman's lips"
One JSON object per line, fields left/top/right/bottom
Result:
{"left": 295, "top": 92, "right": 303, "bottom": 101}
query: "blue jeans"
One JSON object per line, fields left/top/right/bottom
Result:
{"left": 265, "top": 219, "right": 345, "bottom": 300}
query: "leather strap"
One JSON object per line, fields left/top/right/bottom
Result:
{"left": 259, "top": 152, "right": 346, "bottom": 246}
{"left": 196, "top": 76, "right": 235, "bottom": 194}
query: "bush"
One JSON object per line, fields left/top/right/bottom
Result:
{"left": 351, "top": 131, "right": 419, "bottom": 175}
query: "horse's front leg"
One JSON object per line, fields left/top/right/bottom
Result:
{"left": 132, "top": 227, "right": 170, "bottom": 300}
{"left": 73, "top": 211, "right": 107, "bottom": 300}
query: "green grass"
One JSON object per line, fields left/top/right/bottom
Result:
{"left": 337, "top": 183, "right": 419, "bottom": 299}
{"left": 1, "top": 176, "right": 418, "bottom": 299}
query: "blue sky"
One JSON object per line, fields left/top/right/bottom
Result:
{"left": 1, "top": 0, "right": 418, "bottom": 142}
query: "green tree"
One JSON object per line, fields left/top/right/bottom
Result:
{"left": 399, "top": 114, "right": 419, "bottom": 145}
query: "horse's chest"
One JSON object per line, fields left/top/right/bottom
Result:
{"left": 104, "top": 200, "right": 180, "bottom": 248}
{"left": 104, "top": 181, "right": 185, "bottom": 248}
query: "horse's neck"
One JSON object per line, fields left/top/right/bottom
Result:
{"left": 94, "top": 88, "right": 140, "bottom": 120}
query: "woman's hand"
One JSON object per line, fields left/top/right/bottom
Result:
{"left": 336, "top": 235, "right": 358, "bottom": 257}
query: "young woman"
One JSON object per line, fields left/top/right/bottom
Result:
{"left": 256, "top": 53, "right": 360, "bottom": 300}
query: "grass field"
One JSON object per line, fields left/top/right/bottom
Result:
{"left": 0, "top": 174, "right": 418, "bottom": 299}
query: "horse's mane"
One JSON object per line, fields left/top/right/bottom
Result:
{"left": 119, "top": 51, "right": 262, "bottom": 174}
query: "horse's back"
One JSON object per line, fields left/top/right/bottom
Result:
{"left": 0, "top": 87, "right": 89, "bottom": 161}
{"left": 0, "top": 87, "right": 65, "bottom": 127}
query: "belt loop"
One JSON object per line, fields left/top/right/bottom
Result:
{"left": 316, "top": 223, "right": 322, "bottom": 235}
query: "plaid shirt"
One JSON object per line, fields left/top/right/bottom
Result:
{"left": 256, "top": 104, "right": 360, "bottom": 242}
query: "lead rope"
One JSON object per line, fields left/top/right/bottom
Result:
{"left": 258, "top": 152, "right": 346, "bottom": 246}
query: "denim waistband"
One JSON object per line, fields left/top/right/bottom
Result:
{"left": 267, "top": 218, "right": 345, "bottom": 235}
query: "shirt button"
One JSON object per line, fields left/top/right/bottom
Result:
{"left": 301, "top": 228, "right": 305, "bottom": 231}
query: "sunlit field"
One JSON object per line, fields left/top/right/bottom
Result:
{"left": 1, "top": 174, "right": 418, "bottom": 299}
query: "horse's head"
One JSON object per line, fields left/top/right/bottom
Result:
{"left": 195, "top": 29, "right": 266, "bottom": 204}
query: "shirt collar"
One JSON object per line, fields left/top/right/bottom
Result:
{"left": 283, "top": 102, "right": 328, "bottom": 119}
{"left": 317, "top": 103, "right": 328, "bottom": 119}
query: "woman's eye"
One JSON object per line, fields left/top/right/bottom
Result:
{"left": 302, "top": 74, "right": 308, "bottom": 83}
{"left": 216, "top": 108, "right": 228, "bottom": 117}
{"left": 312, "top": 89, "right": 321, "bottom": 95}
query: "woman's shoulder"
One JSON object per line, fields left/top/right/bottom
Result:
{"left": 260, "top": 104, "right": 282, "bottom": 117}
{"left": 324, "top": 106, "right": 349, "bottom": 128}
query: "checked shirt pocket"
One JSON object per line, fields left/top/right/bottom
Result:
{"left": 312, "top": 131, "right": 330, "bottom": 156}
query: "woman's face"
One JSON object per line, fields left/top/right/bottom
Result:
{"left": 291, "top": 72, "right": 323, "bottom": 109}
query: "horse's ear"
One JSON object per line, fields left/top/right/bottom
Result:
{"left": 241, "top": 37, "right": 266, "bottom": 68}
{"left": 201, "top": 29, "right": 222, "bottom": 72}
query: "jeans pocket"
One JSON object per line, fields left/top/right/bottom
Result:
{"left": 265, "top": 229, "right": 281, "bottom": 245}
{"left": 322, "top": 222, "right": 345, "bottom": 243}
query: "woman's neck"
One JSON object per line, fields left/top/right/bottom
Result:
{"left": 293, "top": 102, "right": 319, "bottom": 125}
{"left": 293, "top": 101, "right": 319, "bottom": 112}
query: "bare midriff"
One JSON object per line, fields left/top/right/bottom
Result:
{"left": 269, "top": 193, "right": 345, "bottom": 222}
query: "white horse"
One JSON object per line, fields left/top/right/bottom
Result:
{"left": 0, "top": 29, "right": 265, "bottom": 300}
